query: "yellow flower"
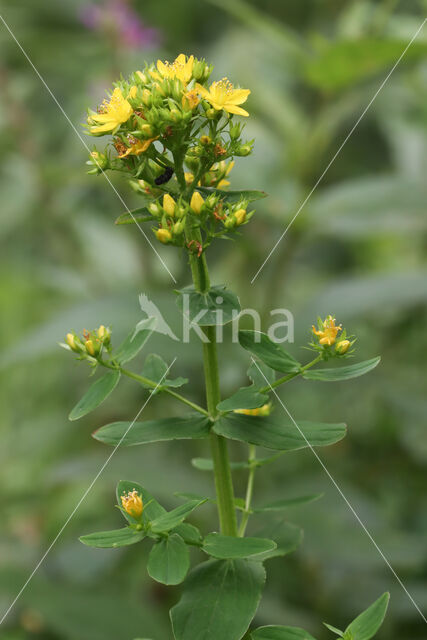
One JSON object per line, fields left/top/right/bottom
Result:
{"left": 234, "top": 403, "right": 271, "bottom": 417}
{"left": 121, "top": 489, "right": 143, "bottom": 519}
{"left": 117, "top": 136, "right": 157, "bottom": 158}
{"left": 336, "top": 339, "right": 351, "bottom": 354}
{"left": 163, "top": 194, "right": 176, "bottom": 217}
{"left": 155, "top": 53, "right": 194, "bottom": 84}
{"left": 155, "top": 228, "right": 172, "bottom": 244}
{"left": 195, "top": 78, "right": 250, "bottom": 117}
{"left": 89, "top": 88, "right": 134, "bottom": 134}
{"left": 312, "top": 315, "right": 342, "bottom": 346}
{"left": 184, "top": 172, "right": 194, "bottom": 184}
{"left": 190, "top": 191, "right": 204, "bottom": 215}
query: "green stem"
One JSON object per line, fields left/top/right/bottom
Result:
{"left": 102, "top": 362, "right": 209, "bottom": 417}
{"left": 176, "top": 147, "right": 238, "bottom": 536}
{"left": 238, "top": 444, "right": 257, "bottom": 537}
{"left": 203, "top": 325, "right": 238, "bottom": 536}
{"left": 259, "top": 354, "right": 322, "bottom": 393}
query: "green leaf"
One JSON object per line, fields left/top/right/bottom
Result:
{"left": 344, "top": 592, "right": 390, "bottom": 640}
{"left": 115, "top": 208, "right": 152, "bottom": 225}
{"left": 252, "top": 521, "right": 303, "bottom": 562}
{"left": 140, "top": 353, "right": 188, "bottom": 390}
{"left": 305, "top": 38, "right": 427, "bottom": 91}
{"left": 251, "top": 626, "right": 318, "bottom": 640}
{"left": 214, "top": 413, "right": 347, "bottom": 451}
{"left": 172, "top": 522, "right": 202, "bottom": 545}
{"left": 147, "top": 533, "right": 190, "bottom": 585}
{"left": 116, "top": 480, "right": 165, "bottom": 526}
{"left": 69, "top": 370, "right": 120, "bottom": 421}
{"left": 150, "top": 500, "right": 206, "bottom": 533}
{"left": 170, "top": 559, "right": 265, "bottom": 640}
{"left": 176, "top": 285, "right": 240, "bottom": 326}
{"left": 217, "top": 386, "right": 269, "bottom": 412}
{"left": 253, "top": 494, "right": 323, "bottom": 512}
{"left": 203, "top": 533, "right": 276, "bottom": 559}
{"left": 79, "top": 527, "right": 144, "bottom": 549}
{"left": 247, "top": 360, "right": 275, "bottom": 388}
{"left": 239, "top": 330, "right": 300, "bottom": 373}
{"left": 191, "top": 457, "right": 249, "bottom": 471}
{"left": 93, "top": 415, "right": 211, "bottom": 446}
{"left": 113, "top": 317, "right": 156, "bottom": 364}
{"left": 323, "top": 624, "right": 344, "bottom": 636}
{"left": 303, "top": 357, "right": 380, "bottom": 382}
{"left": 196, "top": 186, "right": 267, "bottom": 203}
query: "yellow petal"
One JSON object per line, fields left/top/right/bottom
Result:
{"left": 226, "top": 88, "right": 251, "bottom": 105}
{"left": 224, "top": 104, "right": 249, "bottom": 117}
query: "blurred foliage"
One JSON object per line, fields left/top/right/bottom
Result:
{"left": 1, "top": 0, "right": 427, "bottom": 638}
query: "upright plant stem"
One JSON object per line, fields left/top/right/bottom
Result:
{"left": 187, "top": 245, "right": 238, "bottom": 537}
{"left": 176, "top": 147, "right": 238, "bottom": 536}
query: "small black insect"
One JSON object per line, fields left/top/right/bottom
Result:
{"left": 155, "top": 167, "right": 174, "bottom": 185}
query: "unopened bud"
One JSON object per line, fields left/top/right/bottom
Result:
{"left": 235, "top": 143, "right": 252, "bottom": 157}
{"left": 200, "top": 135, "right": 211, "bottom": 145}
{"left": 336, "top": 339, "right": 351, "bottom": 355}
{"left": 155, "top": 228, "right": 172, "bottom": 244}
{"left": 136, "top": 71, "right": 148, "bottom": 84}
{"left": 66, "top": 333, "right": 78, "bottom": 352}
{"left": 173, "top": 220, "right": 185, "bottom": 235}
{"left": 234, "top": 208, "right": 246, "bottom": 226}
{"left": 190, "top": 191, "right": 204, "bottom": 215}
{"left": 163, "top": 194, "right": 176, "bottom": 217}
{"left": 141, "top": 88, "right": 151, "bottom": 106}
{"left": 85, "top": 339, "right": 96, "bottom": 356}
{"left": 149, "top": 202, "right": 161, "bottom": 217}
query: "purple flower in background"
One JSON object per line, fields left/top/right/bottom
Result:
{"left": 80, "top": 0, "right": 160, "bottom": 49}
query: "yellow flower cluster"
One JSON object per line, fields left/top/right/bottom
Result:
{"left": 312, "top": 315, "right": 353, "bottom": 355}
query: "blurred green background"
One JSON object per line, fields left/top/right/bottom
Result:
{"left": 1, "top": 0, "right": 427, "bottom": 638}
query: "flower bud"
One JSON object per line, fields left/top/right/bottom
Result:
{"left": 141, "top": 88, "right": 151, "bottom": 106}
{"left": 136, "top": 70, "right": 148, "bottom": 84}
{"left": 336, "top": 339, "right": 351, "bottom": 355}
{"left": 205, "top": 108, "right": 217, "bottom": 119}
{"left": 173, "top": 220, "right": 185, "bottom": 235}
{"left": 224, "top": 216, "right": 236, "bottom": 229}
{"left": 200, "top": 135, "right": 212, "bottom": 145}
{"left": 234, "top": 208, "right": 246, "bottom": 226}
{"left": 190, "top": 191, "right": 204, "bottom": 215}
{"left": 235, "top": 143, "right": 252, "bottom": 157}
{"left": 85, "top": 339, "right": 97, "bottom": 356}
{"left": 139, "top": 123, "right": 154, "bottom": 138}
{"left": 162, "top": 194, "right": 176, "bottom": 217}
{"left": 185, "top": 172, "right": 194, "bottom": 185}
{"left": 97, "top": 325, "right": 111, "bottom": 345}
{"left": 148, "top": 202, "right": 161, "bottom": 217}
{"left": 121, "top": 489, "right": 143, "bottom": 519}
{"left": 155, "top": 228, "right": 172, "bottom": 244}
{"left": 65, "top": 333, "right": 79, "bottom": 352}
